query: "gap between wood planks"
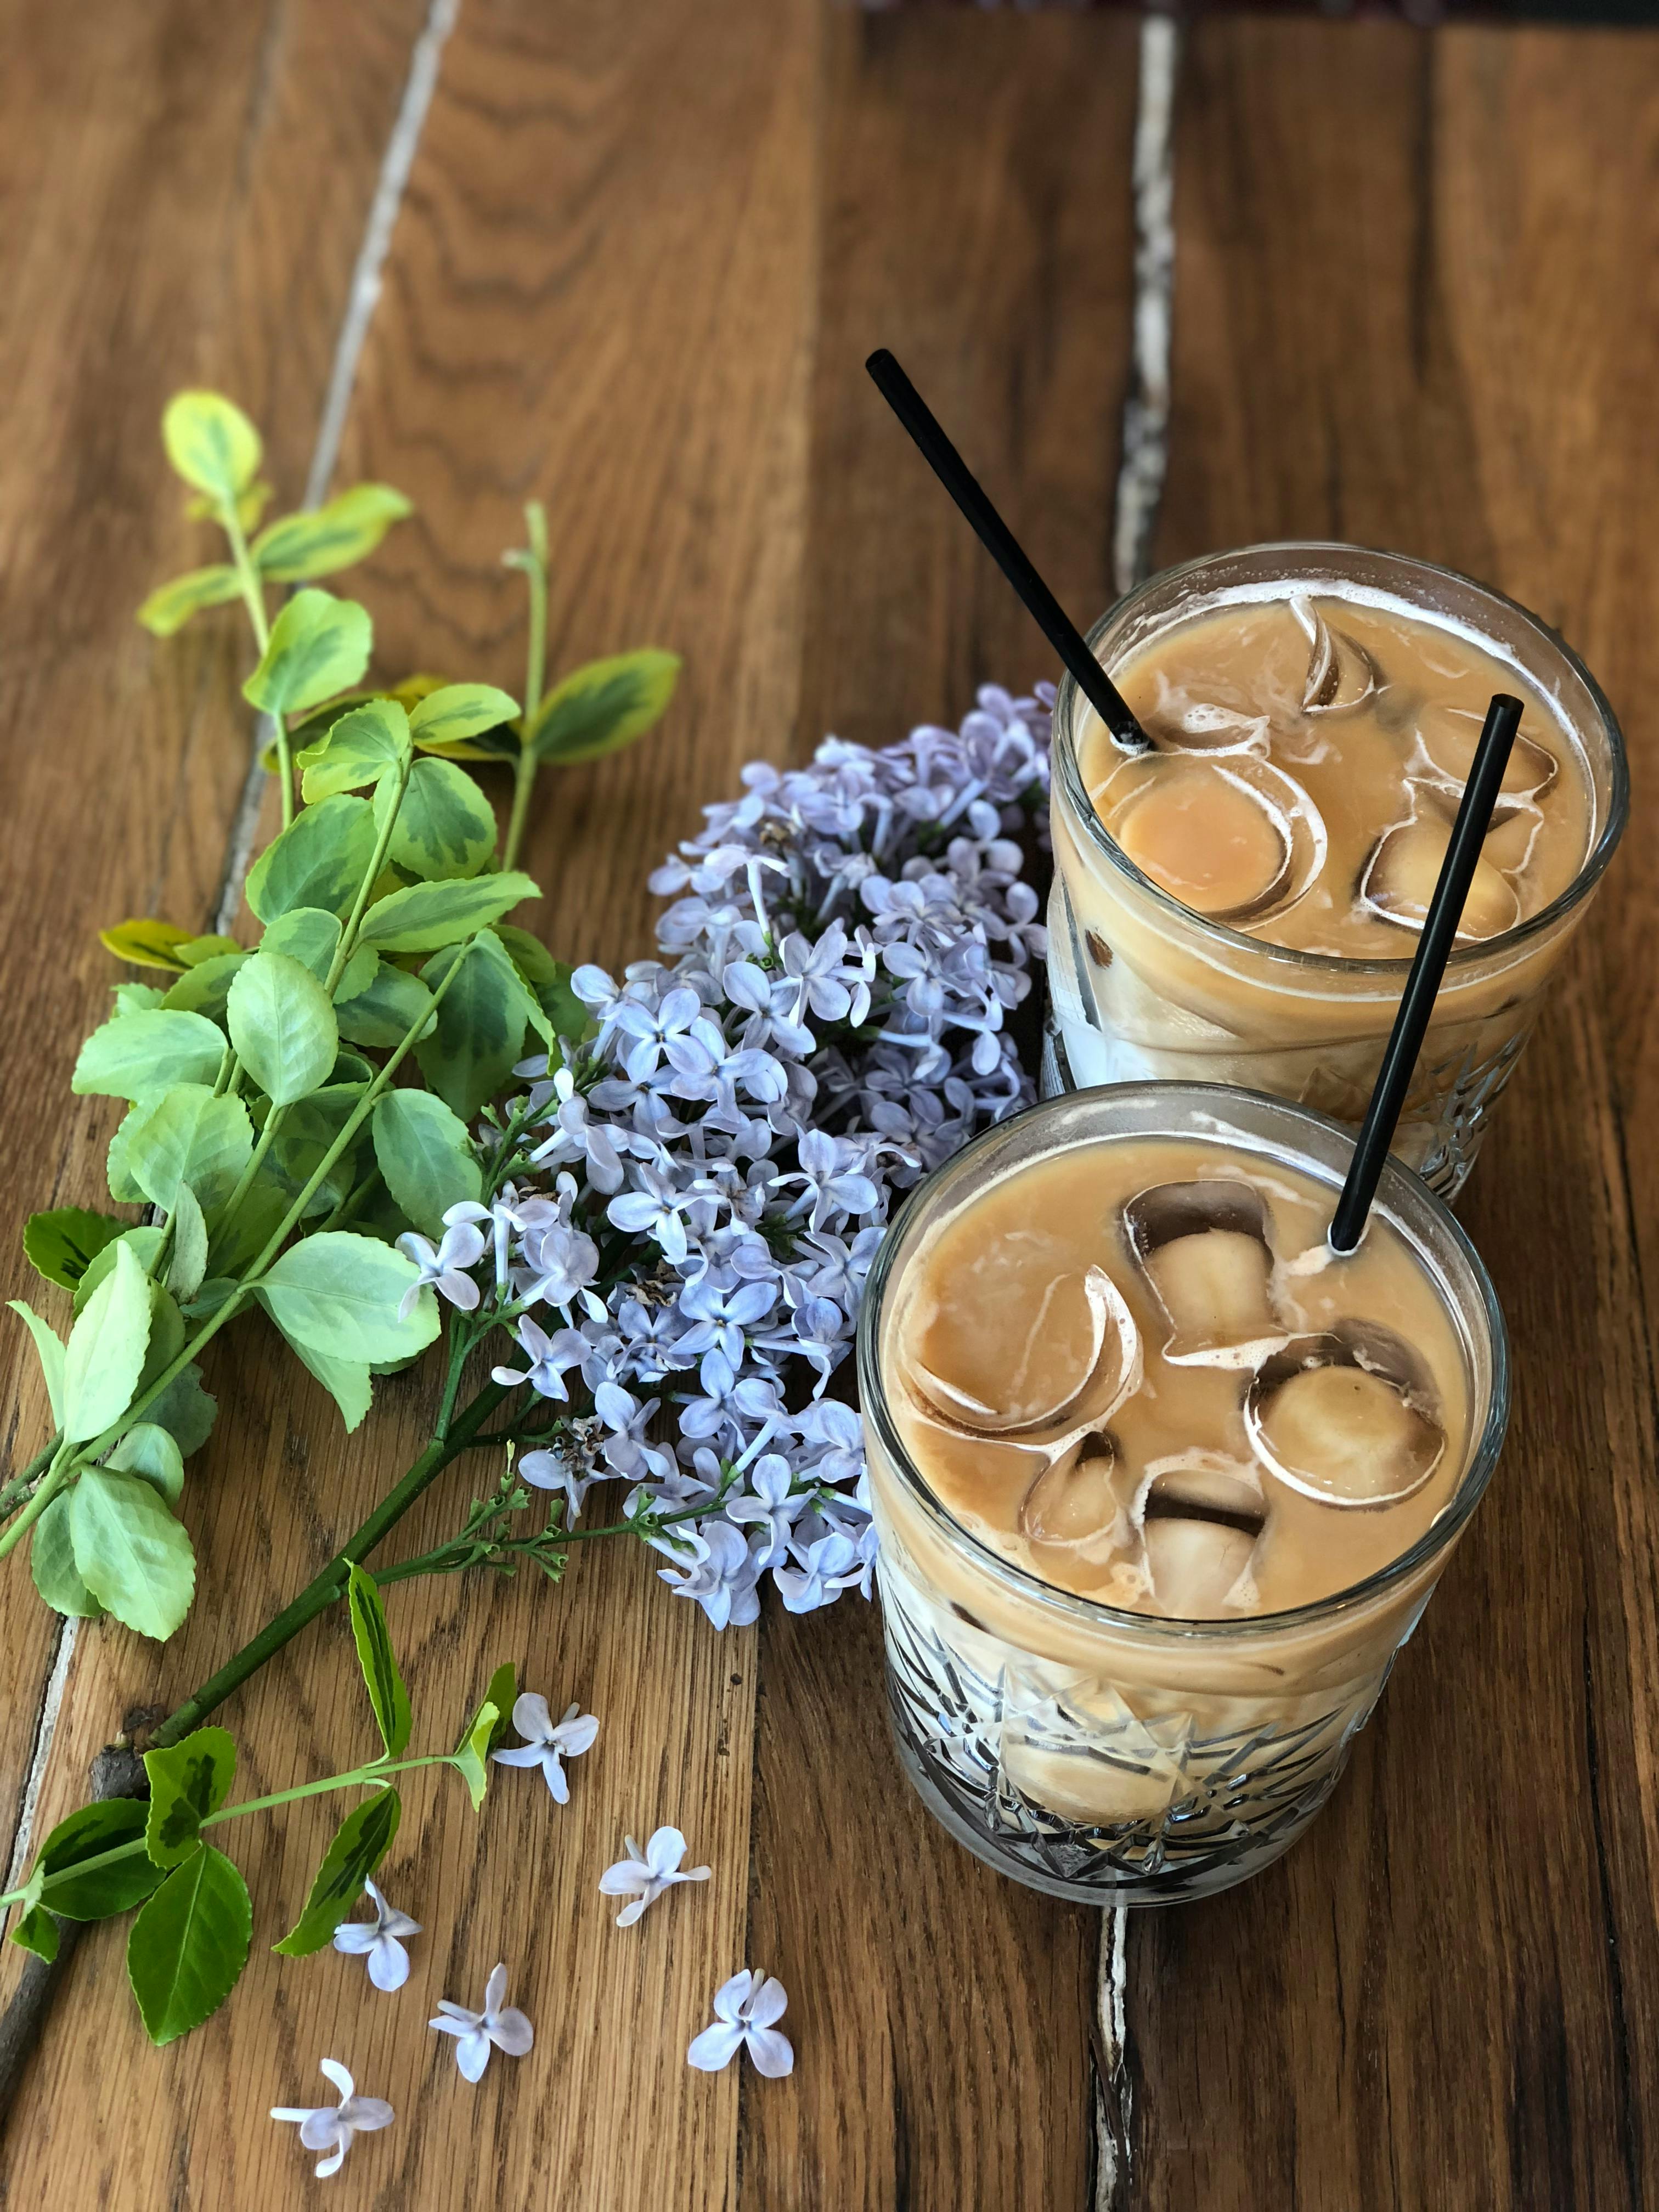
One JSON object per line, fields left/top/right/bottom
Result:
{"left": 0, "top": 0, "right": 461, "bottom": 1944}
{"left": 1095, "top": 17, "right": 1180, "bottom": 2210}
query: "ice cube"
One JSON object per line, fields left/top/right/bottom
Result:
{"left": 1111, "top": 759, "right": 1294, "bottom": 922}
{"left": 1133, "top": 1451, "right": 1266, "bottom": 1533}
{"left": 1096, "top": 749, "right": 1328, "bottom": 930}
{"left": 906, "top": 1265, "right": 1141, "bottom": 1442}
{"left": 1413, "top": 704, "right": 1558, "bottom": 802}
{"left": 1159, "top": 699, "right": 1272, "bottom": 754}
{"left": 1359, "top": 817, "right": 1520, "bottom": 941}
{"left": 1291, "top": 595, "right": 1378, "bottom": 714}
{"left": 1481, "top": 801, "right": 1543, "bottom": 877}
{"left": 1142, "top": 1514, "right": 1259, "bottom": 1617}
{"left": 1123, "top": 1178, "right": 1291, "bottom": 1367}
{"left": 1020, "top": 1430, "right": 1126, "bottom": 1561}
{"left": 1245, "top": 1321, "right": 1445, "bottom": 1508}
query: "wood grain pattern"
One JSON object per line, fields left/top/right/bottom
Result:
{"left": 1130, "top": 22, "right": 1659, "bottom": 2208}
{"left": 740, "top": 16, "right": 1141, "bottom": 2209}
{"left": 3, "top": 1, "right": 827, "bottom": 2206}
{"left": 6, "top": 7, "right": 1659, "bottom": 2208}
{"left": 0, "top": 0, "right": 430, "bottom": 1921}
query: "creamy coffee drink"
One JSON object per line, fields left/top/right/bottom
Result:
{"left": 1086, "top": 596, "right": 1588, "bottom": 958}
{"left": 888, "top": 1133, "right": 1468, "bottom": 1622}
{"left": 1047, "top": 546, "right": 1628, "bottom": 1197}
{"left": 861, "top": 1086, "right": 1507, "bottom": 1906}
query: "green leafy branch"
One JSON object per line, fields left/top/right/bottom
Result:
{"left": 0, "top": 389, "right": 692, "bottom": 2079}
{"left": 1, "top": 1567, "right": 512, "bottom": 2047}
{"left": 3, "top": 392, "right": 680, "bottom": 1648}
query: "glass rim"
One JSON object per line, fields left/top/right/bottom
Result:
{"left": 1053, "top": 539, "right": 1630, "bottom": 979}
{"left": 856, "top": 1080, "right": 1512, "bottom": 1643}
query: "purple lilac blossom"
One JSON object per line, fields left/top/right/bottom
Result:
{"left": 473, "top": 687, "right": 1052, "bottom": 1624}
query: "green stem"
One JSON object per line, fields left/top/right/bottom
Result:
{"left": 1, "top": 1443, "right": 74, "bottom": 1555}
{"left": 201, "top": 1752, "right": 455, "bottom": 1827}
{"left": 212, "top": 1109, "right": 284, "bottom": 1239}
{"left": 325, "top": 752, "right": 412, "bottom": 994}
{"left": 219, "top": 498, "right": 289, "bottom": 830}
{"left": 149, "top": 1372, "right": 508, "bottom": 1753}
{"left": 373, "top": 1473, "right": 724, "bottom": 1587}
{"left": 503, "top": 759, "right": 538, "bottom": 879}
{"left": 0, "top": 1753, "right": 462, "bottom": 1914}
{"left": 501, "top": 501, "right": 548, "bottom": 875}
{"left": 315, "top": 1170, "right": 381, "bottom": 1237}
{"left": 0, "top": 1437, "right": 61, "bottom": 1521}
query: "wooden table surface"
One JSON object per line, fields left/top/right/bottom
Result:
{"left": 1, "top": 4, "right": 1656, "bottom": 2205}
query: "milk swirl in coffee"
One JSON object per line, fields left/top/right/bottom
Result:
{"left": 1081, "top": 594, "right": 1591, "bottom": 958}
{"left": 886, "top": 1133, "right": 1469, "bottom": 1621}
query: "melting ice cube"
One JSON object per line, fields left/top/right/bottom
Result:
{"left": 1359, "top": 816, "right": 1520, "bottom": 941}
{"left": 1132, "top": 1452, "right": 1266, "bottom": 1616}
{"left": 1133, "top": 1451, "right": 1266, "bottom": 1531}
{"left": 906, "top": 1265, "right": 1142, "bottom": 1443}
{"left": 1020, "top": 1430, "right": 1127, "bottom": 1561}
{"left": 1123, "top": 1179, "right": 1291, "bottom": 1368}
{"left": 1095, "top": 749, "right": 1329, "bottom": 930}
{"left": 1480, "top": 800, "right": 1544, "bottom": 878}
{"left": 1245, "top": 1320, "right": 1445, "bottom": 1508}
{"left": 1412, "top": 703, "right": 1559, "bottom": 803}
{"left": 1291, "top": 595, "right": 1378, "bottom": 714}
{"left": 1142, "top": 1516, "right": 1260, "bottom": 1618}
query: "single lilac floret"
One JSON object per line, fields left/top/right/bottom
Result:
{"left": 490, "top": 1692, "right": 599, "bottom": 1803}
{"left": 331, "top": 1878, "right": 421, "bottom": 1993}
{"left": 597, "top": 1825, "right": 712, "bottom": 1927}
{"left": 428, "top": 1963, "right": 534, "bottom": 2083}
{"left": 271, "top": 2059, "right": 394, "bottom": 2178}
{"left": 686, "top": 1969, "right": 794, "bottom": 2078}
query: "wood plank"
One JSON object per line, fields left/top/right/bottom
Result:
{"left": 739, "top": 15, "right": 1142, "bottom": 2209}
{"left": 2, "top": 1, "right": 826, "bottom": 2205}
{"left": 0, "top": 0, "right": 430, "bottom": 1924}
{"left": 1130, "top": 22, "right": 1659, "bottom": 2207}
{"left": 0, "top": 0, "right": 429, "bottom": 2165}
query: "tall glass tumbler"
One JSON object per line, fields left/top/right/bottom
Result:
{"left": 1045, "top": 545, "right": 1628, "bottom": 1197}
{"left": 859, "top": 1084, "right": 1509, "bottom": 1907}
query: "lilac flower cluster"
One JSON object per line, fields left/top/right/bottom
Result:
{"left": 424, "top": 686, "right": 1053, "bottom": 1626}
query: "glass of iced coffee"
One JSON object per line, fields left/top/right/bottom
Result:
{"left": 859, "top": 1082, "right": 1508, "bottom": 1906}
{"left": 1046, "top": 544, "right": 1627, "bottom": 1195}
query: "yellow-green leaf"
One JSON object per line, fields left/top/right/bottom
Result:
{"left": 143, "top": 1727, "right": 236, "bottom": 1869}
{"left": 185, "top": 481, "right": 272, "bottom": 532}
{"left": 528, "top": 649, "right": 680, "bottom": 765}
{"left": 272, "top": 1788, "right": 400, "bottom": 1958}
{"left": 99, "top": 919, "right": 196, "bottom": 973}
{"left": 347, "top": 1563, "right": 411, "bottom": 1758}
{"left": 175, "top": 934, "right": 244, "bottom": 969}
{"left": 283, "top": 673, "right": 452, "bottom": 761}
{"left": 242, "top": 589, "right": 373, "bottom": 722}
{"left": 298, "top": 698, "right": 411, "bottom": 801}
{"left": 136, "top": 567, "right": 242, "bottom": 638}
{"left": 376, "top": 757, "right": 497, "bottom": 881}
{"left": 161, "top": 393, "right": 262, "bottom": 504}
{"left": 22, "top": 1207, "right": 127, "bottom": 1293}
{"left": 407, "top": 684, "right": 521, "bottom": 758}
{"left": 252, "top": 484, "right": 414, "bottom": 582}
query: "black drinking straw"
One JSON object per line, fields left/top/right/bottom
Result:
{"left": 865, "top": 348, "right": 1153, "bottom": 756}
{"left": 1327, "top": 691, "right": 1523, "bottom": 1255}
